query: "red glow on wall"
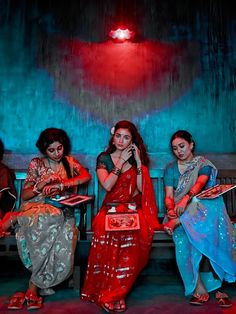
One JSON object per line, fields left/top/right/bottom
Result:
{"left": 56, "top": 40, "right": 197, "bottom": 97}
{"left": 40, "top": 37, "right": 199, "bottom": 119}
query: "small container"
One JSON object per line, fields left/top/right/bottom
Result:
{"left": 128, "top": 203, "right": 136, "bottom": 211}
{"left": 107, "top": 206, "right": 116, "bottom": 213}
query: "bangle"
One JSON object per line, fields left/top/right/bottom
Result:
{"left": 137, "top": 167, "right": 142, "bottom": 175}
{"left": 33, "top": 184, "right": 41, "bottom": 195}
{"left": 59, "top": 183, "right": 64, "bottom": 191}
{"left": 120, "top": 157, "right": 126, "bottom": 163}
{"left": 112, "top": 167, "right": 121, "bottom": 176}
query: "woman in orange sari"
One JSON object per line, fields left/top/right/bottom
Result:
{"left": 81, "top": 120, "right": 162, "bottom": 313}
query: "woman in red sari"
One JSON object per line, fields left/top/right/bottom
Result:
{"left": 81, "top": 120, "right": 162, "bottom": 313}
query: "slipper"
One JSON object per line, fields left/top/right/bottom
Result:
{"left": 8, "top": 291, "right": 25, "bottom": 310}
{"left": 25, "top": 289, "right": 43, "bottom": 310}
{"left": 215, "top": 291, "right": 232, "bottom": 308}
{"left": 189, "top": 293, "right": 209, "bottom": 305}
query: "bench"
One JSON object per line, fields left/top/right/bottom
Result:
{"left": 0, "top": 169, "right": 236, "bottom": 294}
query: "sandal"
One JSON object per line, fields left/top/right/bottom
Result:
{"left": 114, "top": 299, "right": 126, "bottom": 312}
{"left": 101, "top": 302, "right": 115, "bottom": 313}
{"left": 215, "top": 291, "right": 232, "bottom": 308}
{"left": 8, "top": 291, "right": 25, "bottom": 310}
{"left": 25, "top": 289, "right": 43, "bottom": 310}
{"left": 189, "top": 293, "right": 209, "bottom": 305}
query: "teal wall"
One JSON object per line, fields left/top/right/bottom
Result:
{"left": 0, "top": 2, "right": 235, "bottom": 158}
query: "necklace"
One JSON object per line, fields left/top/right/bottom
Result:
{"left": 47, "top": 158, "right": 64, "bottom": 174}
{"left": 178, "top": 159, "right": 193, "bottom": 165}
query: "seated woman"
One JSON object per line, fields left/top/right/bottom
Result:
{"left": 0, "top": 139, "right": 16, "bottom": 229}
{"left": 0, "top": 128, "right": 91, "bottom": 310}
{"left": 81, "top": 120, "right": 162, "bottom": 313}
{"left": 163, "top": 130, "right": 236, "bottom": 308}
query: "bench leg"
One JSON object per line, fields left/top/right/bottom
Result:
{"left": 72, "top": 265, "right": 81, "bottom": 296}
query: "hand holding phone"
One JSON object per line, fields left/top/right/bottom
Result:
{"left": 131, "top": 143, "right": 141, "bottom": 165}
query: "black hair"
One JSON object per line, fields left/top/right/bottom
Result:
{"left": 170, "top": 130, "right": 195, "bottom": 153}
{"left": 36, "top": 128, "right": 72, "bottom": 178}
{"left": 106, "top": 120, "right": 149, "bottom": 166}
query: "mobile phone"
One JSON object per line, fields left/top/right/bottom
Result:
{"left": 128, "top": 144, "right": 136, "bottom": 165}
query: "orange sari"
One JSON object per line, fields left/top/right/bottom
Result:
{"left": 81, "top": 165, "right": 161, "bottom": 305}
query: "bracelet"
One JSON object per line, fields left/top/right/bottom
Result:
{"left": 33, "top": 184, "right": 41, "bottom": 195}
{"left": 112, "top": 167, "right": 121, "bottom": 176}
{"left": 58, "top": 183, "right": 64, "bottom": 191}
{"left": 120, "top": 157, "right": 126, "bottom": 163}
{"left": 137, "top": 167, "right": 142, "bottom": 175}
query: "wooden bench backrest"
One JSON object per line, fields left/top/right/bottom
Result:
{"left": 217, "top": 170, "right": 236, "bottom": 217}
{"left": 14, "top": 169, "right": 236, "bottom": 227}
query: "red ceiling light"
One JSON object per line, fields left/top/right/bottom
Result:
{"left": 109, "top": 27, "right": 135, "bottom": 43}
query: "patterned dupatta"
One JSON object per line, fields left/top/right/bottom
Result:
{"left": 174, "top": 156, "right": 217, "bottom": 203}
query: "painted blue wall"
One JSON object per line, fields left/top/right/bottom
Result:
{"left": 0, "top": 3, "right": 235, "bottom": 159}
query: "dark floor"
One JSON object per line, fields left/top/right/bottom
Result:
{"left": 0, "top": 257, "right": 236, "bottom": 314}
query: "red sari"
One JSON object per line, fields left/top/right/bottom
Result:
{"left": 81, "top": 165, "right": 161, "bottom": 305}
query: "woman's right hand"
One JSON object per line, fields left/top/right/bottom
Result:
{"left": 120, "top": 145, "right": 133, "bottom": 163}
{"left": 42, "top": 183, "right": 60, "bottom": 196}
{"left": 36, "top": 174, "right": 61, "bottom": 192}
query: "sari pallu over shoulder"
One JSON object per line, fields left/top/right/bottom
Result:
{"left": 141, "top": 165, "right": 163, "bottom": 231}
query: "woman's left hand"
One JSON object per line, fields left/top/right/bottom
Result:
{"left": 42, "top": 184, "right": 60, "bottom": 196}
{"left": 132, "top": 143, "right": 141, "bottom": 165}
{"left": 174, "top": 195, "right": 189, "bottom": 217}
